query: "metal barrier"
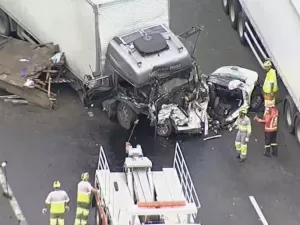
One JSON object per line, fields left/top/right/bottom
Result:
{"left": 173, "top": 142, "right": 201, "bottom": 218}
{"left": 95, "top": 146, "right": 111, "bottom": 225}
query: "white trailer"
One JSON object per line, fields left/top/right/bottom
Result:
{"left": 0, "top": 0, "right": 169, "bottom": 88}
{"left": 221, "top": 0, "right": 300, "bottom": 145}
{"left": 93, "top": 142, "right": 201, "bottom": 225}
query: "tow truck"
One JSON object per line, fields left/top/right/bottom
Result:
{"left": 93, "top": 142, "right": 201, "bottom": 225}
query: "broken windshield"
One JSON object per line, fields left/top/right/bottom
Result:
{"left": 158, "top": 78, "right": 188, "bottom": 95}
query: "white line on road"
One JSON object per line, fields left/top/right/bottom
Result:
{"left": 249, "top": 196, "right": 269, "bottom": 225}
{"left": 0, "top": 168, "right": 28, "bottom": 225}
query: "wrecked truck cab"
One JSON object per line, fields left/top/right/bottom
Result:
{"left": 97, "top": 25, "right": 207, "bottom": 135}
{"left": 207, "top": 66, "right": 263, "bottom": 124}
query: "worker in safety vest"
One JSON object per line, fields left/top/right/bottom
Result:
{"left": 254, "top": 104, "right": 279, "bottom": 157}
{"left": 74, "top": 172, "right": 98, "bottom": 225}
{"left": 231, "top": 107, "right": 252, "bottom": 162}
{"left": 263, "top": 60, "right": 278, "bottom": 107}
{"left": 42, "top": 181, "right": 70, "bottom": 225}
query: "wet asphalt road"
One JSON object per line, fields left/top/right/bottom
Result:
{"left": 0, "top": 0, "right": 300, "bottom": 225}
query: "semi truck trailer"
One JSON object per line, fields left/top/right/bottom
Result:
{"left": 0, "top": 0, "right": 170, "bottom": 90}
{"left": 222, "top": 0, "right": 300, "bottom": 145}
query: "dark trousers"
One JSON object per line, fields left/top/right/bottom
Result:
{"left": 264, "top": 131, "right": 278, "bottom": 156}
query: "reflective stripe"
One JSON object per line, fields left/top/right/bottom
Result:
{"left": 240, "top": 144, "right": 247, "bottom": 158}
{"left": 74, "top": 218, "right": 87, "bottom": 225}
{"left": 50, "top": 218, "right": 64, "bottom": 225}
{"left": 265, "top": 145, "right": 271, "bottom": 148}
{"left": 77, "top": 192, "right": 91, "bottom": 204}
{"left": 50, "top": 201, "right": 65, "bottom": 214}
{"left": 238, "top": 125, "right": 251, "bottom": 133}
{"left": 271, "top": 143, "right": 277, "bottom": 146}
{"left": 76, "top": 207, "right": 89, "bottom": 217}
{"left": 235, "top": 142, "right": 241, "bottom": 151}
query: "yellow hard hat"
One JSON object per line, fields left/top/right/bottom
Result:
{"left": 239, "top": 107, "right": 248, "bottom": 114}
{"left": 263, "top": 60, "right": 272, "bottom": 69}
{"left": 53, "top": 181, "right": 61, "bottom": 189}
{"left": 81, "top": 172, "right": 89, "bottom": 181}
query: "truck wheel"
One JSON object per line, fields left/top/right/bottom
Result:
{"left": 0, "top": 9, "right": 10, "bottom": 36}
{"left": 222, "top": 0, "right": 230, "bottom": 14}
{"left": 237, "top": 12, "right": 247, "bottom": 45}
{"left": 229, "top": 0, "right": 241, "bottom": 29}
{"left": 250, "top": 87, "right": 263, "bottom": 111}
{"left": 294, "top": 114, "right": 300, "bottom": 145}
{"left": 117, "top": 102, "right": 137, "bottom": 130}
{"left": 284, "top": 96, "right": 296, "bottom": 133}
{"left": 156, "top": 119, "right": 173, "bottom": 137}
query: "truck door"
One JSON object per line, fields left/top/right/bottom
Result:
{"left": 84, "top": 75, "right": 116, "bottom": 106}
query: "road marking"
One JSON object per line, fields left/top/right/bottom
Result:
{"left": 249, "top": 196, "right": 269, "bottom": 225}
{"left": 0, "top": 168, "right": 28, "bottom": 225}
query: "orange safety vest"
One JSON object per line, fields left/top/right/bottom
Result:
{"left": 264, "top": 108, "right": 278, "bottom": 132}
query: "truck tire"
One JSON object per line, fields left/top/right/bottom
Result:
{"left": 0, "top": 9, "right": 10, "bottom": 36}
{"left": 250, "top": 86, "right": 263, "bottom": 111}
{"left": 294, "top": 113, "right": 300, "bottom": 145}
{"left": 283, "top": 96, "right": 296, "bottom": 133}
{"left": 156, "top": 119, "right": 173, "bottom": 137}
{"left": 222, "top": 0, "right": 230, "bottom": 14}
{"left": 229, "top": 0, "right": 241, "bottom": 29}
{"left": 116, "top": 102, "right": 137, "bottom": 130}
{"left": 237, "top": 12, "right": 247, "bottom": 45}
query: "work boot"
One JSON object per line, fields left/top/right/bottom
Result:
{"left": 236, "top": 154, "right": 241, "bottom": 159}
{"left": 272, "top": 146, "right": 278, "bottom": 156}
{"left": 239, "top": 157, "right": 246, "bottom": 163}
{"left": 263, "top": 149, "right": 271, "bottom": 157}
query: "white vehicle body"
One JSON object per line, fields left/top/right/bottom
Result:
{"left": 210, "top": 66, "right": 258, "bottom": 123}
{"left": 94, "top": 142, "right": 201, "bottom": 225}
{"left": 0, "top": 0, "right": 169, "bottom": 84}
{"left": 222, "top": 0, "right": 300, "bottom": 144}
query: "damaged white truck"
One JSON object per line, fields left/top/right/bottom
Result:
{"left": 95, "top": 24, "right": 263, "bottom": 137}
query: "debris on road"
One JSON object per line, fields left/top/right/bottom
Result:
{"left": 87, "top": 111, "right": 94, "bottom": 117}
{"left": 203, "top": 134, "right": 222, "bottom": 141}
{"left": 0, "top": 35, "right": 71, "bottom": 109}
{"left": 4, "top": 99, "right": 28, "bottom": 105}
{"left": 0, "top": 94, "right": 28, "bottom": 105}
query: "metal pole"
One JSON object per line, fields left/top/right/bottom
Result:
{"left": 2, "top": 162, "right": 12, "bottom": 199}
{"left": 4, "top": 166, "right": 8, "bottom": 195}
{"left": 127, "top": 120, "right": 139, "bottom": 143}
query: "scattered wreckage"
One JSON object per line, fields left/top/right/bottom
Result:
{"left": 87, "top": 25, "right": 263, "bottom": 137}
{"left": 0, "top": 35, "right": 70, "bottom": 108}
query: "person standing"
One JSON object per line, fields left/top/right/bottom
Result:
{"left": 74, "top": 172, "right": 98, "bottom": 225}
{"left": 263, "top": 60, "right": 278, "bottom": 107}
{"left": 43, "top": 181, "right": 70, "bottom": 225}
{"left": 254, "top": 104, "right": 279, "bottom": 157}
{"left": 231, "top": 107, "right": 252, "bottom": 162}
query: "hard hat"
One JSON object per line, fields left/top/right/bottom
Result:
{"left": 239, "top": 107, "right": 248, "bottom": 114}
{"left": 263, "top": 60, "right": 272, "bottom": 69}
{"left": 81, "top": 172, "right": 89, "bottom": 181}
{"left": 53, "top": 181, "right": 61, "bottom": 189}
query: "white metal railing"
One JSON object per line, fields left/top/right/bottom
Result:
{"left": 96, "top": 146, "right": 113, "bottom": 222}
{"left": 173, "top": 142, "right": 201, "bottom": 219}
{"left": 97, "top": 146, "right": 111, "bottom": 172}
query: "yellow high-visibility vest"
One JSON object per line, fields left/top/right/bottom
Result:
{"left": 50, "top": 201, "right": 65, "bottom": 214}
{"left": 77, "top": 191, "right": 91, "bottom": 204}
{"left": 263, "top": 69, "right": 278, "bottom": 93}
